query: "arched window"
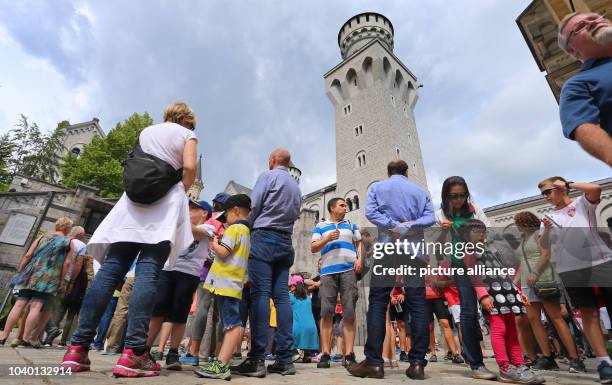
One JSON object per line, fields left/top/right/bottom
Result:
{"left": 346, "top": 198, "right": 353, "bottom": 211}
{"left": 71, "top": 147, "right": 81, "bottom": 157}
{"left": 356, "top": 150, "right": 366, "bottom": 168}
{"left": 353, "top": 195, "right": 359, "bottom": 210}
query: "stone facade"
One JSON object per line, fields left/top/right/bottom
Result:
{"left": 58, "top": 118, "right": 105, "bottom": 160}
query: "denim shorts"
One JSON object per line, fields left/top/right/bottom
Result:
{"left": 216, "top": 295, "right": 242, "bottom": 331}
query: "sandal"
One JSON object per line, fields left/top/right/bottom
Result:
{"left": 429, "top": 354, "right": 438, "bottom": 362}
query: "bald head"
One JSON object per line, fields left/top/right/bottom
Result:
{"left": 387, "top": 159, "right": 409, "bottom": 177}
{"left": 268, "top": 148, "right": 291, "bottom": 169}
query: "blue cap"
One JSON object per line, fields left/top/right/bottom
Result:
{"left": 212, "top": 192, "right": 230, "bottom": 206}
{"left": 189, "top": 199, "right": 213, "bottom": 220}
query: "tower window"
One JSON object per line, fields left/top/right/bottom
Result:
{"left": 396, "top": 149, "right": 400, "bottom": 159}
{"left": 353, "top": 195, "right": 360, "bottom": 210}
{"left": 391, "top": 96, "right": 396, "bottom": 106}
{"left": 355, "top": 124, "right": 363, "bottom": 136}
{"left": 71, "top": 147, "right": 81, "bottom": 157}
{"left": 346, "top": 198, "right": 353, "bottom": 211}
{"left": 343, "top": 104, "right": 352, "bottom": 116}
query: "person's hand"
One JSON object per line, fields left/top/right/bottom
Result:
{"left": 520, "top": 292, "right": 530, "bottom": 306}
{"left": 552, "top": 179, "right": 567, "bottom": 191}
{"left": 397, "top": 294, "right": 405, "bottom": 303}
{"left": 480, "top": 295, "right": 494, "bottom": 313}
{"left": 441, "top": 220, "right": 452, "bottom": 232}
{"left": 527, "top": 272, "right": 539, "bottom": 287}
{"left": 541, "top": 217, "right": 554, "bottom": 230}
{"left": 326, "top": 230, "right": 340, "bottom": 242}
{"left": 354, "top": 257, "right": 362, "bottom": 274}
{"left": 560, "top": 303, "right": 569, "bottom": 318}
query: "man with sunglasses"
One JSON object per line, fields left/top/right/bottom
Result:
{"left": 538, "top": 176, "right": 612, "bottom": 383}
{"left": 557, "top": 12, "right": 612, "bottom": 167}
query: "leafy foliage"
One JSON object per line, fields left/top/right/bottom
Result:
{"left": 61, "top": 112, "right": 153, "bottom": 197}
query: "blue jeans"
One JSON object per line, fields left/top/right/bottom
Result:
{"left": 247, "top": 229, "right": 294, "bottom": 364}
{"left": 364, "top": 260, "right": 429, "bottom": 366}
{"left": 92, "top": 296, "right": 118, "bottom": 349}
{"left": 456, "top": 273, "right": 484, "bottom": 369}
{"left": 71, "top": 241, "right": 171, "bottom": 352}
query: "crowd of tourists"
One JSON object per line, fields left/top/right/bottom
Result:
{"left": 0, "top": 10, "right": 611, "bottom": 384}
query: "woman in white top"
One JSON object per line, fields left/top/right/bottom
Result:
{"left": 61, "top": 102, "right": 198, "bottom": 378}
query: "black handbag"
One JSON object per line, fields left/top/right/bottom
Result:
{"left": 123, "top": 139, "right": 183, "bottom": 204}
{"left": 521, "top": 236, "right": 561, "bottom": 300}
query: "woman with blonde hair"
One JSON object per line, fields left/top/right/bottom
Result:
{"left": 0, "top": 217, "right": 74, "bottom": 347}
{"left": 514, "top": 211, "right": 585, "bottom": 373}
{"left": 61, "top": 102, "right": 198, "bottom": 378}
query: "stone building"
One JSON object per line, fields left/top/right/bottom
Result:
{"left": 57, "top": 118, "right": 106, "bottom": 160}
{"left": 186, "top": 155, "right": 204, "bottom": 200}
{"left": 516, "top": 0, "right": 609, "bottom": 101}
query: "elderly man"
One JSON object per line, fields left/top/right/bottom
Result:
{"left": 557, "top": 11, "right": 612, "bottom": 166}
{"left": 348, "top": 160, "right": 435, "bottom": 380}
{"left": 231, "top": 148, "right": 301, "bottom": 378}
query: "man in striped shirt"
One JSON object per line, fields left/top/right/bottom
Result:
{"left": 311, "top": 198, "right": 363, "bottom": 369}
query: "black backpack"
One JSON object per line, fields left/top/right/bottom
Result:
{"left": 123, "top": 139, "right": 183, "bottom": 204}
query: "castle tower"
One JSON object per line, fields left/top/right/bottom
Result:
{"left": 288, "top": 160, "right": 302, "bottom": 184}
{"left": 59, "top": 118, "right": 105, "bottom": 159}
{"left": 187, "top": 155, "right": 204, "bottom": 200}
{"left": 324, "top": 12, "right": 428, "bottom": 226}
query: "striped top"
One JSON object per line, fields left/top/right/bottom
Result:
{"left": 312, "top": 220, "right": 361, "bottom": 276}
{"left": 204, "top": 222, "right": 250, "bottom": 299}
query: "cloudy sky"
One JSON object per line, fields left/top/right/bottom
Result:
{"left": 0, "top": 0, "right": 609, "bottom": 208}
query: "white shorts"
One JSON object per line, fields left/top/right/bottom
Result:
{"left": 449, "top": 304, "right": 461, "bottom": 323}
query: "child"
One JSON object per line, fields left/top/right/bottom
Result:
{"left": 146, "top": 199, "right": 214, "bottom": 370}
{"left": 289, "top": 275, "right": 319, "bottom": 362}
{"left": 460, "top": 219, "right": 544, "bottom": 385}
{"left": 194, "top": 194, "right": 251, "bottom": 380}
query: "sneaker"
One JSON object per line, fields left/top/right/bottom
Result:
{"left": 28, "top": 340, "right": 41, "bottom": 349}
{"left": 44, "top": 329, "right": 62, "bottom": 346}
{"left": 514, "top": 365, "right": 546, "bottom": 384}
{"left": 429, "top": 354, "right": 438, "bottom": 362}
{"left": 399, "top": 351, "right": 409, "bottom": 362}
{"left": 471, "top": 365, "right": 497, "bottom": 380}
{"left": 57, "top": 342, "right": 67, "bottom": 347}
{"left": 61, "top": 345, "right": 91, "bottom": 372}
{"left": 179, "top": 353, "right": 199, "bottom": 366}
{"left": 10, "top": 339, "right": 24, "bottom": 348}
{"left": 452, "top": 354, "right": 465, "bottom": 364}
{"left": 568, "top": 357, "right": 586, "bottom": 373}
{"left": 264, "top": 354, "right": 277, "bottom": 361}
{"left": 344, "top": 352, "right": 357, "bottom": 368}
{"left": 267, "top": 361, "right": 296, "bottom": 375}
{"left": 233, "top": 352, "right": 243, "bottom": 359}
{"left": 531, "top": 356, "right": 559, "bottom": 371}
{"left": 0, "top": 338, "right": 6, "bottom": 346}
{"left": 165, "top": 351, "right": 182, "bottom": 370}
{"left": 317, "top": 353, "right": 331, "bottom": 368}
{"left": 598, "top": 361, "right": 612, "bottom": 385}
{"left": 330, "top": 354, "right": 342, "bottom": 362}
{"left": 150, "top": 350, "right": 163, "bottom": 362}
{"left": 112, "top": 349, "right": 161, "bottom": 377}
{"left": 194, "top": 360, "right": 231, "bottom": 381}
{"left": 444, "top": 351, "right": 453, "bottom": 361}
{"left": 229, "top": 358, "right": 266, "bottom": 378}
{"left": 101, "top": 350, "right": 118, "bottom": 356}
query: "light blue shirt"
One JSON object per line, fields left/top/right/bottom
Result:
{"left": 365, "top": 175, "right": 435, "bottom": 260}
{"left": 249, "top": 166, "right": 302, "bottom": 234}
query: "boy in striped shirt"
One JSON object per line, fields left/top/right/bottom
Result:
{"left": 311, "top": 197, "right": 363, "bottom": 369}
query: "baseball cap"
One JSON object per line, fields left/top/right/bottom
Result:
{"left": 212, "top": 192, "right": 230, "bottom": 206}
{"left": 216, "top": 194, "right": 251, "bottom": 223}
{"left": 189, "top": 199, "right": 213, "bottom": 220}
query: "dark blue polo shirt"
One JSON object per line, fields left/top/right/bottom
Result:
{"left": 559, "top": 57, "right": 612, "bottom": 139}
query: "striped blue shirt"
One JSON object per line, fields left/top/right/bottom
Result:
{"left": 312, "top": 220, "right": 361, "bottom": 276}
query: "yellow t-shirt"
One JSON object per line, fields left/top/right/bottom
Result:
{"left": 204, "top": 223, "right": 250, "bottom": 299}
{"left": 270, "top": 299, "right": 277, "bottom": 327}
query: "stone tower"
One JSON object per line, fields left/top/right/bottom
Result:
{"left": 324, "top": 12, "right": 428, "bottom": 226}
{"left": 187, "top": 155, "right": 204, "bottom": 200}
{"left": 59, "top": 118, "right": 105, "bottom": 159}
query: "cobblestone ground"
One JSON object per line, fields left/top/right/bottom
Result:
{"left": 0, "top": 344, "right": 602, "bottom": 385}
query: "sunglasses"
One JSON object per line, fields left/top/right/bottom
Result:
{"left": 448, "top": 193, "right": 467, "bottom": 200}
{"left": 541, "top": 188, "right": 554, "bottom": 196}
{"left": 567, "top": 12, "right": 607, "bottom": 47}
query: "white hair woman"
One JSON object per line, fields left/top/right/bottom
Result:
{"left": 61, "top": 102, "right": 198, "bottom": 378}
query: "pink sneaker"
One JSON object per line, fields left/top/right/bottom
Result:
{"left": 61, "top": 345, "right": 91, "bottom": 372}
{"left": 113, "top": 349, "right": 161, "bottom": 377}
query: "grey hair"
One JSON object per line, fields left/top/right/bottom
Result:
{"left": 558, "top": 12, "right": 603, "bottom": 52}
{"left": 69, "top": 226, "right": 85, "bottom": 236}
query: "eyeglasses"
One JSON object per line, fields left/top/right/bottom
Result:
{"left": 541, "top": 188, "right": 554, "bottom": 196}
{"left": 448, "top": 193, "right": 467, "bottom": 200}
{"left": 566, "top": 13, "right": 607, "bottom": 47}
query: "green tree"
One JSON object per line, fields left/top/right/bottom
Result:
{"left": 61, "top": 112, "right": 153, "bottom": 197}
{"left": 6, "top": 115, "right": 66, "bottom": 184}
{"left": 0, "top": 133, "right": 15, "bottom": 191}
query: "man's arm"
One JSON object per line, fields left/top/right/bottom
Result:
{"left": 311, "top": 233, "right": 333, "bottom": 253}
{"left": 574, "top": 123, "right": 612, "bottom": 167}
{"left": 192, "top": 223, "right": 214, "bottom": 241}
{"left": 562, "top": 180, "right": 602, "bottom": 204}
{"left": 365, "top": 186, "right": 399, "bottom": 230}
{"left": 248, "top": 173, "right": 269, "bottom": 227}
